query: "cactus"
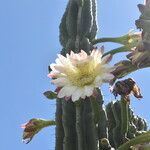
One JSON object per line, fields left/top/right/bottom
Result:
{"left": 22, "top": 0, "right": 150, "bottom": 149}
{"left": 54, "top": 0, "right": 149, "bottom": 150}
{"left": 106, "top": 100, "right": 147, "bottom": 149}
{"left": 59, "top": 0, "right": 98, "bottom": 53}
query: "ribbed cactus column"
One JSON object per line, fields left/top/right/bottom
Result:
{"left": 106, "top": 100, "right": 148, "bottom": 149}
{"left": 56, "top": 0, "right": 98, "bottom": 150}
{"left": 55, "top": 99, "right": 64, "bottom": 150}
{"left": 91, "top": 89, "right": 109, "bottom": 149}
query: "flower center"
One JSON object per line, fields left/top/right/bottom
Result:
{"left": 67, "top": 59, "right": 97, "bottom": 87}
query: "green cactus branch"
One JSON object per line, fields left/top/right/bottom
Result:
{"left": 55, "top": 99, "right": 64, "bottom": 150}
{"left": 102, "top": 46, "right": 130, "bottom": 57}
{"left": 62, "top": 100, "right": 76, "bottom": 150}
{"left": 75, "top": 101, "right": 84, "bottom": 150}
{"left": 92, "top": 37, "right": 125, "bottom": 45}
{"left": 120, "top": 97, "right": 129, "bottom": 138}
{"left": 118, "top": 131, "right": 150, "bottom": 150}
{"left": 82, "top": 98, "right": 98, "bottom": 150}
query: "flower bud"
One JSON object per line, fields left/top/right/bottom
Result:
{"left": 21, "top": 118, "right": 55, "bottom": 144}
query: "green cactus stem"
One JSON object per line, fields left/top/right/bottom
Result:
{"left": 106, "top": 102, "right": 116, "bottom": 148}
{"left": 89, "top": 0, "right": 98, "bottom": 40}
{"left": 82, "top": 98, "right": 98, "bottom": 150}
{"left": 111, "top": 101, "right": 124, "bottom": 148}
{"left": 62, "top": 100, "right": 76, "bottom": 150}
{"left": 97, "top": 90, "right": 108, "bottom": 147}
{"left": 59, "top": 3, "right": 69, "bottom": 48}
{"left": 55, "top": 99, "right": 64, "bottom": 150}
{"left": 79, "top": 0, "right": 93, "bottom": 38}
{"left": 106, "top": 100, "right": 148, "bottom": 149}
{"left": 120, "top": 96, "right": 129, "bottom": 140}
{"left": 75, "top": 101, "right": 84, "bottom": 150}
{"left": 90, "top": 89, "right": 108, "bottom": 150}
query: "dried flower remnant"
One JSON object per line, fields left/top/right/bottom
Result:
{"left": 127, "top": 41, "right": 150, "bottom": 68}
{"left": 48, "top": 48, "right": 115, "bottom": 102}
{"left": 130, "top": 1, "right": 150, "bottom": 68}
{"left": 112, "top": 78, "right": 143, "bottom": 102}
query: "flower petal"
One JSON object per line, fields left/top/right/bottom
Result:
{"left": 101, "top": 54, "right": 112, "bottom": 64}
{"left": 57, "top": 54, "right": 70, "bottom": 66}
{"left": 94, "top": 76, "right": 103, "bottom": 87}
{"left": 54, "top": 65, "right": 67, "bottom": 74}
{"left": 71, "top": 88, "right": 84, "bottom": 102}
{"left": 57, "top": 87, "right": 67, "bottom": 98}
{"left": 101, "top": 73, "right": 114, "bottom": 82}
{"left": 51, "top": 78, "right": 70, "bottom": 87}
{"left": 84, "top": 86, "right": 94, "bottom": 97}
{"left": 62, "top": 86, "right": 77, "bottom": 97}
{"left": 79, "top": 50, "right": 88, "bottom": 59}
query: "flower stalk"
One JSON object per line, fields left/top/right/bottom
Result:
{"left": 102, "top": 46, "right": 130, "bottom": 57}
{"left": 92, "top": 31, "right": 141, "bottom": 47}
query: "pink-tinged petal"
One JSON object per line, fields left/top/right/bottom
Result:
{"left": 47, "top": 71, "right": 59, "bottom": 78}
{"left": 84, "top": 86, "right": 94, "bottom": 97}
{"left": 57, "top": 54, "right": 69, "bottom": 65}
{"left": 101, "top": 54, "right": 112, "bottom": 64}
{"left": 70, "top": 51, "right": 75, "bottom": 56}
{"left": 21, "top": 123, "right": 27, "bottom": 129}
{"left": 69, "top": 51, "right": 82, "bottom": 61}
{"left": 79, "top": 50, "right": 88, "bottom": 59}
{"left": 90, "top": 49, "right": 96, "bottom": 56}
{"left": 92, "top": 49, "right": 103, "bottom": 61}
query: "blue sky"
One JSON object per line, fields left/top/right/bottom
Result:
{"left": 0, "top": 0, "right": 149, "bottom": 150}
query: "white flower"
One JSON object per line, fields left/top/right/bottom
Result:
{"left": 48, "top": 49, "right": 115, "bottom": 102}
